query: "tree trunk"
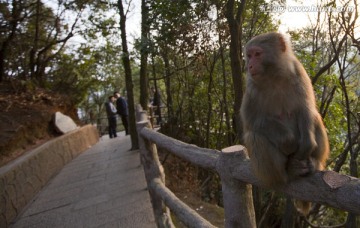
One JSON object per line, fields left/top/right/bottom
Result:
{"left": 0, "top": 0, "right": 21, "bottom": 82}
{"left": 118, "top": 0, "right": 138, "bottom": 150}
{"left": 162, "top": 49, "right": 174, "bottom": 123}
{"left": 218, "top": 21, "right": 232, "bottom": 146}
{"left": 30, "top": 0, "right": 41, "bottom": 82}
{"left": 140, "top": 0, "right": 150, "bottom": 110}
{"left": 205, "top": 50, "right": 217, "bottom": 148}
{"left": 225, "top": 0, "right": 246, "bottom": 143}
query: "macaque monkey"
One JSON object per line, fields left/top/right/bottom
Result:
{"left": 241, "top": 32, "right": 330, "bottom": 214}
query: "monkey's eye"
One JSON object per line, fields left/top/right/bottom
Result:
{"left": 255, "top": 52, "right": 261, "bottom": 57}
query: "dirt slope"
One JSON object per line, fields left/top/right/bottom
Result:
{"left": 0, "top": 80, "right": 79, "bottom": 166}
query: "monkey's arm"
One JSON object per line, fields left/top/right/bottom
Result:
{"left": 295, "top": 109, "right": 318, "bottom": 160}
{"left": 253, "top": 117, "right": 298, "bottom": 156}
{"left": 291, "top": 61, "right": 319, "bottom": 160}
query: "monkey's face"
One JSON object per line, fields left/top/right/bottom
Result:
{"left": 245, "top": 46, "right": 264, "bottom": 78}
{"left": 245, "top": 32, "right": 290, "bottom": 82}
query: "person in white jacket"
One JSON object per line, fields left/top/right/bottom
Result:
{"left": 105, "top": 96, "right": 118, "bottom": 138}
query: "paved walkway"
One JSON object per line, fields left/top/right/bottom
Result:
{"left": 10, "top": 133, "right": 156, "bottom": 228}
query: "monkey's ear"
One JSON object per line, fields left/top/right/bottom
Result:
{"left": 278, "top": 35, "right": 287, "bottom": 52}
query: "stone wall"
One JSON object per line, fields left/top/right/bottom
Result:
{"left": 0, "top": 124, "right": 99, "bottom": 227}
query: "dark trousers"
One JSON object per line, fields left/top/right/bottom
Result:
{"left": 120, "top": 115, "right": 129, "bottom": 135}
{"left": 154, "top": 106, "right": 162, "bottom": 125}
{"left": 108, "top": 116, "right": 117, "bottom": 138}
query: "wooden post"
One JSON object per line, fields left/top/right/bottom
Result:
{"left": 149, "top": 106, "right": 155, "bottom": 128}
{"left": 136, "top": 117, "right": 174, "bottom": 228}
{"left": 136, "top": 104, "right": 146, "bottom": 122}
{"left": 218, "top": 145, "right": 256, "bottom": 228}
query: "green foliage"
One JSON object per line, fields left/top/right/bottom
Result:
{"left": 1, "top": 1, "right": 54, "bottom": 79}
{"left": 149, "top": 0, "right": 281, "bottom": 150}
{"left": 319, "top": 74, "right": 346, "bottom": 157}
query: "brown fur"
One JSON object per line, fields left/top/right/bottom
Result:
{"left": 241, "top": 32, "right": 330, "bottom": 215}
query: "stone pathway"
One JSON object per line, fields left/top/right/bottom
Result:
{"left": 10, "top": 134, "right": 156, "bottom": 228}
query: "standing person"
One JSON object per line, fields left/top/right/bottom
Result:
{"left": 105, "top": 96, "right": 118, "bottom": 138}
{"left": 151, "top": 86, "right": 162, "bottom": 125}
{"left": 114, "top": 91, "right": 129, "bottom": 135}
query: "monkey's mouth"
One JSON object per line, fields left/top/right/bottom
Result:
{"left": 249, "top": 69, "right": 261, "bottom": 76}
{"left": 250, "top": 73, "right": 260, "bottom": 79}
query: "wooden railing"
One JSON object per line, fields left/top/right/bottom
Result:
{"left": 148, "top": 105, "right": 168, "bottom": 127}
{"left": 136, "top": 107, "right": 360, "bottom": 228}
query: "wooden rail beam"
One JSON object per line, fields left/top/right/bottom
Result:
{"left": 140, "top": 127, "right": 360, "bottom": 215}
{"left": 151, "top": 177, "right": 216, "bottom": 228}
{"left": 140, "top": 127, "right": 220, "bottom": 170}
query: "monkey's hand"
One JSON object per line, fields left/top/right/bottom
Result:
{"left": 287, "top": 157, "right": 315, "bottom": 178}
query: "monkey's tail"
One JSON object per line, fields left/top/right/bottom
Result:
{"left": 294, "top": 200, "right": 311, "bottom": 216}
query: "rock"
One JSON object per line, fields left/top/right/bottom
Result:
{"left": 53, "top": 112, "right": 78, "bottom": 134}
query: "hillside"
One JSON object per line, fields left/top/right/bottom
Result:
{"left": 0, "top": 80, "right": 80, "bottom": 166}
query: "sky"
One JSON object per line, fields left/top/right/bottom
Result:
{"left": 124, "top": 0, "right": 141, "bottom": 40}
